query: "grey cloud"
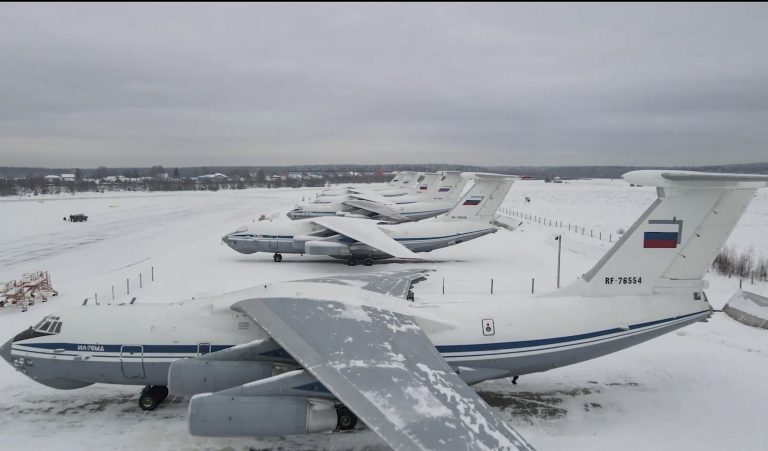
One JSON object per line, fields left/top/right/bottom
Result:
{"left": 1, "top": 3, "right": 767, "bottom": 167}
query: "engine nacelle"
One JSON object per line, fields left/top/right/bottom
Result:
{"left": 188, "top": 395, "right": 338, "bottom": 437}
{"left": 305, "top": 240, "right": 350, "bottom": 256}
{"left": 291, "top": 234, "right": 317, "bottom": 251}
{"left": 168, "top": 359, "right": 274, "bottom": 395}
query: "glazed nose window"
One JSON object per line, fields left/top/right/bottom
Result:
{"left": 34, "top": 316, "right": 62, "bottom": 334}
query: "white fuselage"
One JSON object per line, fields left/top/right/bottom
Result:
{"left": 2, "top": 281, "right": 712, "bottom": 390}
{"left": 223, "top": 218, "right": 497, "bottom": 259}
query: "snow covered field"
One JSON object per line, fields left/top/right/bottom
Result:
{"left": 1, "top": 180, "right": 767, "bottom": 451}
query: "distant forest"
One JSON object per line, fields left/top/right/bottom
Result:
{"left": 3, "top": 162, "right": 768, "bottom": 179}
{"left": 1, "top": 162, "right": 767, "bottom": 197}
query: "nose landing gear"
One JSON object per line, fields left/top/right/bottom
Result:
{"left": 273, "top": 253, "right": 283, "bottom": 262}
{"left": 138, "top": 385, "right": 169, "bottom": 411}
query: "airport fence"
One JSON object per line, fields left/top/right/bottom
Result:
{"left": 498, "top": 208, "right": 620, "bottom": 244}
{"left": 84, "top": 265, "right": 156, "bottom": 305}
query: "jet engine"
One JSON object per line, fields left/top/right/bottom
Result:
{"left": 188, "top": 395, "right": 338, "bottom": 437}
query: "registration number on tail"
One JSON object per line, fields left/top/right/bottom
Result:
{"left": 605, "top": 277, "right": 642, "bottom": 285}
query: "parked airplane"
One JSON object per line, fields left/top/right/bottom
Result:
{"left": 287, "top": 171, "right": 469, "bottom": 222}
{"left": 317, "top": 170, "right": 423, "bottom": 198}
{"left": 225, "top": 173, "right": 515, "bottom": 265}
{"left": 3, "top": 170, "right": 766, "bottom": 450}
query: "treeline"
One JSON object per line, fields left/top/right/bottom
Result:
{"left": 3, "top": 162, "right": 768, "bottom": 181}
{"left": 2, "top": 171, "right": 389, "bottom": 197}
{"left": 712, "top": 247, "right": 768, "bottom": 282}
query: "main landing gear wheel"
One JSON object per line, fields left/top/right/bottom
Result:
{"left": 336, "top": 405, "right": 358, "bottom": 430}
{"left": 346, "top": 258, "right": 356, "bottom": 266}
{"left": 363, "top": 258, "right": 374, "bottom": 266}
{"left": 273, "top": 253, "right": 282, "bottom": 263}
{"left": 138, "top": 385, "right": 169, "bottom": 411}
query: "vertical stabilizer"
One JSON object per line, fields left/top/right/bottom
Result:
{"left": 444, "top": 174, "right": 517, "bottom": 222}
{"left": 429, "top": 171, "right": 468, "bottom": 201}
{"left": 572, "top": 171, "right": 768, "bottom": 296}
{"left": 413, "top": 173, "right": 440, "bottom": 195}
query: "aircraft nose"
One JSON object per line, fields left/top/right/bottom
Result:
{"left": 0, "top": 336, "right": 13, "bottom": 365}
{"left": 222, "top": 234, "right": 235, "bottom": 247}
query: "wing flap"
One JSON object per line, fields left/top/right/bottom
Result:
{"left": 233, "top": 297, "right": 533, "bottom": 451}
{"left": 311, "top": 216, "right": 419, "bottom": 259}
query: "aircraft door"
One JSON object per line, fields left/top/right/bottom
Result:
{"left": 120, "top": 345, "right": 145, "bottom": 379}
{"left": 269, "top": 235, "right": 279, "bottom": 251}
{"left": 197, "top": 343, "right": 211, "bottom": 355}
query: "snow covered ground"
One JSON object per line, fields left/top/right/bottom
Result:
{"left": 1, "top": 180, "right": 766, "bottom": 450}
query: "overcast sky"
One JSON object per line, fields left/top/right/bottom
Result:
{"left": 1, "top": 3, "right": 767, "bottom": 167}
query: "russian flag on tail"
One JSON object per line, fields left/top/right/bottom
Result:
{"left": 643, "top": 219, "right": 683, "bottom": 248}
{"left": 419, "top": 184, "right": 428, "bottom": 191}
{"left": 643, "top": 232, "right": 678, "bottom": 248}
{"left": 463, "top": 196, "right": 484, "bottom": 206}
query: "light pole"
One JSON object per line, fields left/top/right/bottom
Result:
{"left": 555, "top": 235, "right": 562, "bottom": 289}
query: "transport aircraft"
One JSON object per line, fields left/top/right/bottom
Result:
{"left": 287, "top": 171, "right": 469, "bottom": 221}
{"left": 317, "top": 170, "right": 422, "bottom": 198}
{"left": 3, "top": 170, "right": 766, "bottom": 450}
{"left": 224, "top": 173, "right": 515, "bottom": 265}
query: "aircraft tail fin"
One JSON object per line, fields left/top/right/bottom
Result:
{"left": 387, "top": 171, "right": 402, "bottom": 186}
{"left": 444, "top": 173, "right": 517, "bottom": 222}
{"left": 413, "top": 173, "right": 440, "bottom": 195}
{"left": 429, "top": 171, "right": 468, "bottom": 201}
{"left": 571, "top": 171, "right": 768, "bottom": 297}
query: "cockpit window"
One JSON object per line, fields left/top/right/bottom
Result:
{"left": 34, "top": 315, "right": 62, "bottom": 334}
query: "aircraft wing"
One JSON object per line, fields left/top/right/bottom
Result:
{"left": 293, "top": 269, "right": 428, "bottom": 299}
{"left": 310, "top": 216, "right": 420, "bottom": 260}
{"left": 348, "top": 191, "right": 395, "bottom": 205}
{"left": 232, "top": 297, "right": 534, "bottom": 451}
{"left": 343, "top": 199, "right": 410, "bottom": 222}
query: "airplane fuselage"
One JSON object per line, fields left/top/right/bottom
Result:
{"left": 2, "top": 281, "right": 712, "bottom": 391}
{"left": 223, "top": 219, "right": 496, "bottom": 259}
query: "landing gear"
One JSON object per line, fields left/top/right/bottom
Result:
{"left": 346, "top": 258, "right": 356, "bottom": 266}
{"left": 138, "top": 385, "right": 169, "bottom": 411}
{"left": 273, "top": 253, "right": 282, "bottom": 263}
{"left": 336, "top": 405, "right": 358, "bottom": 430}
{"left": 363, "top": 258, "right": 374, "bottom": 266}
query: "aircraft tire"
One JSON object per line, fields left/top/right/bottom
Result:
{"left": 336, "top": 406, "right": 358, "bottom": 430}
{"left": 155, "top": 385, "right": 169, "bottom": 403}
{"left": 363, "top": 258, "right": 374, "bottom": 266}
{"left": 273, "top": 253, "right": 282, "bottom": 263}
{"left": 138, "top": 385, "right": 168, "bottom": 411}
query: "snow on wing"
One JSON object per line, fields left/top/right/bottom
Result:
{"left": 292, "top": 269, "right": 429, "bottom": 299}
{"left": 232, "top": 297, "right": 534, "bottom": 451}
{"left": 348, "top": 191, "right": 395, "bottom": 206}
{"left": 342, "top": 199, "right": 410, "bottom": 222}
{"left": 310, "top": 216, "right": 420, "bottom": 260}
